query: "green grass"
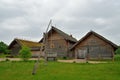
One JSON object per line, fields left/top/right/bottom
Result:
{"left": 0, "top": 54, "right": 7, "bottom": 58}
{"left": 0, "top": 61, "right": 120, "bottom": 80}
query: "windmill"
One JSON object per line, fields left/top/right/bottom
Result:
{"left": 32, "top": 20, "right": 52, "bottom": 75}
{"left": 44, "top": 20, "right": 57, "bottom": 61}
{"left": 43, "top": 19, "right": 52, "bottom": 64}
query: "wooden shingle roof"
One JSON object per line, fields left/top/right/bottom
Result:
{"left": 39, "top": 26, "right": 77, "bottom": 43}
{"left": 51, "top": 26, "right": 77, "bottom": 42}
{"left": 71, "top": 31, "right": 118, "bottom": 50}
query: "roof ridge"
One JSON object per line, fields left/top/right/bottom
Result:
{"left": 51, "top": 26, "right": 77, "bottom": 42}
{"left": 90, "top": 31, "right": 118, "bottom": 48}
{"left": 15, "top": 38, "right": 39, "bottom": 43}
{"left": 11, "top": 38, "right": 41, "bottom": 48}
{"left": 71, "top": 31, "right": 118, "bottom": 50}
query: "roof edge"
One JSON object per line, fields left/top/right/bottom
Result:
{"left": 71, "top": 31, "right": 118, "bottom": 50}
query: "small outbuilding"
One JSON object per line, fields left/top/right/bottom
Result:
{"left": 71, "top": 31, "right": 118, "bottom": 60}
{"left": 8, "top": 38, "right": 43, "bottom": 57}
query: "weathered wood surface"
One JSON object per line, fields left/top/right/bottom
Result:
{"left": 74, "top": 34, "right": 114, "bottom": 60}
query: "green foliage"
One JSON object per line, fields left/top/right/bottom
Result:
{"left": 5, "top": 58, "right": 10, "bottom": 61}
{"left": 0, "top": 54, "right": 6, "bottom": 58}
{"left": 114, "top": 48, "right": 120, "bottom": 61}
{"left": 0, "top": 54, "right": 10, "bottom": 58}
{"left": 0, "top": 41, "right": 10, "bottom": 54}
{"left": 114, "top": 54, "right": 120, "bottom": 61}
{"left": 115, "top": 47, "right": 120, "bottom": 55}
{"left": 63, "top": 56, "right": 68, "bottom": 60}
{"left": 19, "top": 46, "right": 32, "bottom": 61}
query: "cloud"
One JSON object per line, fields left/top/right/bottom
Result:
{"left": 0, "top": 0, "right": 120, "bottom": 45}
{"left": 1, "top": 17, "right": 29, "bottom": 31}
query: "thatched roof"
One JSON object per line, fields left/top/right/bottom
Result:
{"left": 39, "top": 26, "right": 77, "bottom": 43}
{"left": 9, "top": 38, "right": 42, "bottom": 49}
{"left": 71, "top": 31, "right": 118, "bottom": 50}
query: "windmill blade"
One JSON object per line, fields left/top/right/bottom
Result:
{"left": 46, "top": 19, "right": 52, "bottom": 33}
{"left": 43, "top": 19, "right": 52, "bottom": 44}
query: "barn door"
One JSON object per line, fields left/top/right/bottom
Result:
{"left": 77, "top": 49, "right": 87, "bottom": 59}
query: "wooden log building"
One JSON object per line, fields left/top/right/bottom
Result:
{"left": 39, "top": 26, "right": 77, "bottom": 58}
{"left": 71, "top": 31, "right": 118, "bottom": 60}
{"left": 8, "top": 38, "right": 43, "bottom": 57}
{"left": 8, "top": 27, "right": 118, "bottom": 60}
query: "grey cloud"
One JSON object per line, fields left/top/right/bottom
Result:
{"left": 0, "top": 0, "right": 120, "bottom": 45}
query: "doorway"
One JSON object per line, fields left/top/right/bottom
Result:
{"left": 77, "top": 49, "right": 87, "bottom": 59}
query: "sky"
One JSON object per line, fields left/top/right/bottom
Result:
{"left": 0, "top": 0, "right": 120, "bottom": 45}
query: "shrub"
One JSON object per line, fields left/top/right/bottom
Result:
{"left": 0, "top": 41, "right": 10, "bottom": 54}
{"left": 114, "top": 54, "right": 120, "bottom": 61}
{"left": 19, "top": 46, "right": 32, "bottom": 61}
{"left": 63, "top": 56, "right": 67, "bottom": 60}
{"left": 5, "top": 58, "right": 10, "bottom": 61}
{"left": 0, "top": 53, "right": 6, "bottom": 58}
{"left": 114, "top": 47, "right": 120, "bottom": 61}
{"left": 73, "top": 61, "right": 76, "bottom": 63}
{"left": 115, "top": 47, "right": 120, "bottom": 55}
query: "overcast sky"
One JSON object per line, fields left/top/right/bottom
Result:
{"left": 0, "top": 0, "right": 120, "bottom": 45}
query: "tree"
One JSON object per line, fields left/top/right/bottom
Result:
{"left": 114, "top": 47, "right": 120, "bottom": 61}
{"left": 0, "top": 41, "right": 9, "bottom": 54}
{"left": 115, "top": 47, "right": 120, "bottom": 55}
{"left": 19, "top": 46, "right": 32, "bottom": 61}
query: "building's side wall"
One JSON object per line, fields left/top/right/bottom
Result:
{"left": 10, "top": 43, "right": 21, "bottom": 56}
{"left": 47, "top": 31, "right": 69, "bottom": 57}
{"left": 74, "top": 34, "right": 114, "bottom": 59}
{"left": 67, "top": 41, "right": 76, "bottom": 58}
{"left": 10, "top": 43, "right": 42, "bottom": 57}
{"left": 31, "top": 51, "right": 42, "bottom": 57}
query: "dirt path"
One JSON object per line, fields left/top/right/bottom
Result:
{"left": 0, "top": 58, "right": 107, "bottom": 63}
{"left": 0, "top": 58, "right": 38, "bottom": 61}
{"left": 58, "top": 59, "right": 86, "bottom": 63}
{"left": 58, "top": 59, "right": 107, "bottom": 63}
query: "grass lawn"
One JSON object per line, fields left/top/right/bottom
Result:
{"left": 0, "top": 61, "right": 120, "bottom": 80}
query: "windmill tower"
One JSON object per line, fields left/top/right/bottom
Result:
{"left": 43, "top": 20, "right": 57, "bottom": 61}
{"left": 43, "top": 20, "right": 52, "bottom": 62}
{"left": 32, "top": 20, "right": 52, "bottom": 75}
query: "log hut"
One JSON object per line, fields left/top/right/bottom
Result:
{"left": 39, "top": 26, "right": 77, "bottom": 58}
{"left": 71, "top": 31, "right": 118, "bottom": 60}
{"left": 8, "top": 38, "right": 43, "bottom": 57}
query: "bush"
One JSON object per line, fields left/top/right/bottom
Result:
{"left": 114, "top": 54, "right": 120, "bottom": 61}
{"left": 63, "top": 56, "right": 67, "bottom": 60}
{"left": 5, "top": 58, "right": 10, "bottom": 61}
{"left": 73, "top": 61, "right": 76, "bottom": 63}
{"left": 0, "top": 41, "right": 10, "bottom": 54}
{"left": 115, "top": 47, "right": 120, "bottom": 55}
{"left": 0, "top": 53, "right": 6, "bottom": 58}
{"left": 19, "top": 46, "right": 32, "bottom": 61}
{"left": 114, "top": 47, "right": 120, "bottom": 61}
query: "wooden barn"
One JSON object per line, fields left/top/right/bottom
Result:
{"left": 8, "top": 38, "right": 42, "bottom": 57}
{"left": 39, "top": 26, "right": 77, "bottom": 58}
{"left": 71, "top": 31, "right": 118, "bottom": 60}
